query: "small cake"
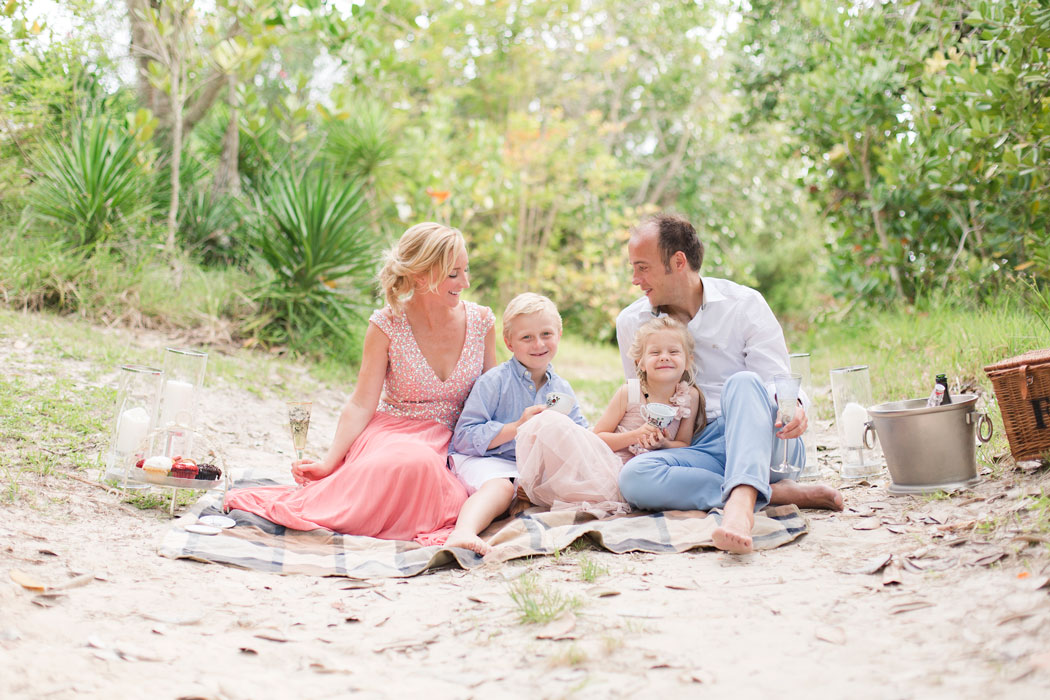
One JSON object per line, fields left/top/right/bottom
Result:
{"left": 195, "top": 463, "right": 221, "bottom": 481}
{"left": 142, "top": 455, "right": 173, "bottom": 477}
{"left": 170, "top": 458, "right": 198, "bottom": 480}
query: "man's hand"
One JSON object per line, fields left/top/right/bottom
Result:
{"left": 775, "top": 404, "right": 808, "bottom": 440}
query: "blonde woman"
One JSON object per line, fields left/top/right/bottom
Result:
{"left": 225, "top": 223, "right": 496, "bottom": 544}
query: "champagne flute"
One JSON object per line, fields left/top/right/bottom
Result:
{"left": 772, "top": 373, "right": 802, "bottom": 477}
{"left": 287, "top": 401, "right": 312, "bottom": 463}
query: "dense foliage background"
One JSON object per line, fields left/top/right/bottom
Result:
{"left": 1, "top": 0, "right": 1047, "bottom": 360}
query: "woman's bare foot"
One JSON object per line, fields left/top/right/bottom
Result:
{"left": 769, "top": 481, "right": 844, "bottom": 511}
{"left": 712, "top": 486, "right": 756, "bottom": 554}
{"left": 444, "top": 530, "right": 492, "bottom": 556}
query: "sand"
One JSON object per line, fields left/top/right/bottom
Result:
{"left": 2, "top": 322, "right": 1050, "bottom": 699}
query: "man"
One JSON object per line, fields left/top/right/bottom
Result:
{"left": 616, "top": 214, "right": 843, "bottom": 554}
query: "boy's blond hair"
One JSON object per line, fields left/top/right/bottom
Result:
{"left": 502, "top": 293, "right": 562, "bottom": 338}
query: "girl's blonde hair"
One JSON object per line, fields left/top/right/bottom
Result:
{"left": 378, "top": 222, "right": 466, "bottom": 316}
{"left": 627, "top": 316, "right": 707, "bottom": 435}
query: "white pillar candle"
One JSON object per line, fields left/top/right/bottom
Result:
{"left": 159, "top": 379, "right": 195, "bottom": 426}
{"left": 115, "top": 406, "right": 150, "bottom": 453}
{"left": 841, "top": 401, "right": 868, "bottom": 448}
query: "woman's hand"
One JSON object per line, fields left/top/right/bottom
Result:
{"left": 292, "top": 458, "right": 335, "bottom": 486}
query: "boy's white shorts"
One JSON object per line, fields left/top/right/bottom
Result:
{"left": 449, "top": 453, "right": 518, "bottom": 495}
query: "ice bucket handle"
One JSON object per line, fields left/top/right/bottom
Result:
{"left": 968, "top": 411, "right": 994, "bottom": 443}
{"left": 862, "top": 421, "right": 877, "bottom": 450}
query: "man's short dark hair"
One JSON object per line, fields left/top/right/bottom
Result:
{"left": 638, "top": 213, "right": 704, "bottom": 272}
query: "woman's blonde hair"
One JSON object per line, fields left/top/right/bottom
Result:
{"left": 378, "top": 222, "right": 466, "bottom": 316}
{"left": 627, "top": 316, "right": 707, "bottom": 435}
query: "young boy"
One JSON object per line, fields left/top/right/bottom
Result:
{"left": 444, "top": 293, "right": 587, "bottom": 555}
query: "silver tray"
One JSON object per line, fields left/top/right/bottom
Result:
{"left": 128, "top": 471, "right": 225, "bottom": 490}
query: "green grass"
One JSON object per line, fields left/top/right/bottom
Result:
{"left": 577, "top": 553, "right": 610, "bottom": 583}
{"left": 507, "top": 572, "right": 582, "bottom": 624}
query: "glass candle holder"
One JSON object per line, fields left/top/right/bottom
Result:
{"left": 105, "top": 365, "right": 163, "bottom": 487}
{"left": 789, "top": 352, "right": 820, "bottom": 480}
{"left": 830, "top": 364, "right": 882, "bottom": 479}
{"left": 158, "top": 347, "right": 208, "bottom": 457}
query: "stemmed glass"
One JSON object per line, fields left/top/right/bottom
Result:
{"left": 771, "top": 373, "right": 802, "bottom": 478}
{"left": 287, "top": 401, "right": 312, "bottom": 463}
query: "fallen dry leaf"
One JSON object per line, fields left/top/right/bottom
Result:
{"left": 536, "top": 611, "right": 577, "bottom": 640}
{"left": 372, "top": 633, "right": 439, "bottom": 653}
{"left": 882, "top": 562, "right": 904, "bottom": 586}
{"left": 852, "top": 517, "right": 881, "bottom": 531}
{"left": 936, "top": 520, "right": 975, "bottom": 532}
{"left": 890, "top": 600, "right": 934, "bottom": 614}
{"left": 840, "top": 553, "right": 892, "bottom": 576}
{"left": 9, "top": 569, "right": 46, "bottom": 591}
{"left": 997, "top": 610, "right": 1039, "bottom": 626}
{"left": 884, "top": 524, "right": 911, "bottom": 535}
{"left": 815, "top": 625, "right": 846, "bottom": 645}
{"left": 679, "top": 670, "right": 716, "bottom": 684}
{"left": 1027, "top": 575, "right": 1050, "bottom": 591}
{"left": 970, "top": 551, "right": 1006, "bottom": 567}
{"left": 587, "top": 586, "right": 621, "bottom": 598}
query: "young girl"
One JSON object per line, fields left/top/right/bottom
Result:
{"left": 515, "top": 316, "right": 704, "bottom": 516}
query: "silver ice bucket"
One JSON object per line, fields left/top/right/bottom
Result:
{"left": 863, "top": 394, "right": 993, "bottom": 495}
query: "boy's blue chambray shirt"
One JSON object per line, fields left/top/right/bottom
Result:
{"left": 452, "top": 357, "right": 588, "bottom": 460}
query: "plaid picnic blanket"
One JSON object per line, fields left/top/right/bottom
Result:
{"left": 159, "top": 478, "right": 808, "bottom": 578}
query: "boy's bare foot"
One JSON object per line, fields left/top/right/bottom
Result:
{"left": 444, "top": 530, "right": 492, "bottom": 556}
{"left": 712, "top": 486, "right": 756, "bottom": 554}
{"left": 770, "top": 481, "right": 844, "bottom": 511}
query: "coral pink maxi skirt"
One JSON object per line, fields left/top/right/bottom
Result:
{"left": 224, "top": 412, "right": 468, "bottom": 545}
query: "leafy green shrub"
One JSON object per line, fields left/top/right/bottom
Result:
{"left": 28, "top": 118, "right": 152, "bottom": 249}
{"left": 178, "top": 186, "right": 250, "bottom": 268}
{"left": 249, "top": 169, "right": 377, "bottom": 357}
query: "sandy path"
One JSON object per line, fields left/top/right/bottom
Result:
{"left": 2, "top": 321, "right": 1050, "bottom": 699}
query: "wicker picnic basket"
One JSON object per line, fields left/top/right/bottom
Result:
{"left": 983, "top": 348, "right": 1050, "bottom": 461}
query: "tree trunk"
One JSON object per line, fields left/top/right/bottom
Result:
{"left": 166, "top": 59, "right": 183, "bottom": 257}
{"left": 212, "top": 72, "right": 241, "bottom": 197}
{"left": 859, "top": 129, "right": 906, "bottom": 299}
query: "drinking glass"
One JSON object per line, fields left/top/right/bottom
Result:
{"left": 830, "top": 365, "right": 882, "bottom": 479}
{"left": 159, "top": 347, "right": 208, "bottom": 457}
{"left": 105, "top": 364, "right": 163, "bottom": 488}
{"left": 771, "top": 373, "right": 802, "bottom": 478}
{"left": 287, "top": 401, "right": 312, "bottom": 462}
{"left": 789, "top": 352, "right": 819, "bottom": 480}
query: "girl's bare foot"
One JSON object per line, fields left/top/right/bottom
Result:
{"left": 444, "top": 530, "right": 492, "bottom": 556}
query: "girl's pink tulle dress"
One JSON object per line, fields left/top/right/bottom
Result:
{"left": 516, "top": 382, "right": 690, "bottom": 517}
{"left": 224, "top": 301, "right": 494, "bottom": 545}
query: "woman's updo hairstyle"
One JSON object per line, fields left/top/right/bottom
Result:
{"left": 378, "top": 222, "right": 465, "bottom": 316}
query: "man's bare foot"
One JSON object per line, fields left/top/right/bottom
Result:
{"left": 444, "top": 530, "right": 492, "bottom": 556}
{"left": 712, "top": 486, "right": 756, "bottom": 554}
{"left": 769, "top": 480, "right": 844, "bottom": 511}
